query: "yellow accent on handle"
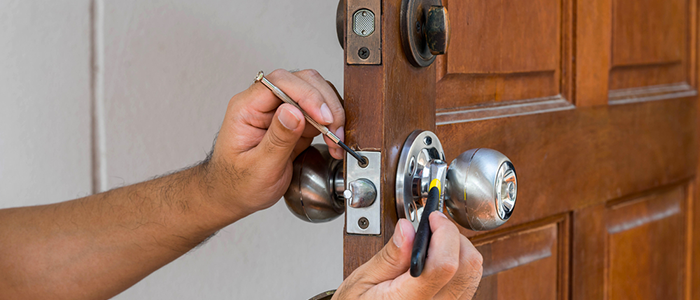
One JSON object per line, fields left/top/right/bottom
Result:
{"left": 429, "top": 179, "right": 441, "bottom": 195}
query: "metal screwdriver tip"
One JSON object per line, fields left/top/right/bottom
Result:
{"left": 254, "top": 71, "right": 367, "bottom": 165}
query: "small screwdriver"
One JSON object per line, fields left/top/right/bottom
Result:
{"left": 255, "top": 71, "right": 367, "bottom": 165}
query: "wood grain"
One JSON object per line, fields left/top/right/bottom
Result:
{"left": 612, "top": 0, "right": 686, "bottom": 66}
{"left": 344, "top": 0, "right": 699, "bottom": 297}
{"left": 469, "top": 215, "right": 568, "bottom": 300}
{"left": 342, "top": 0, "right": 437, "bottom": 277}
{"left": 573, "top": 185, "right": 690, "bottom": 300}
{"left": 575, "top": 0, "right": 611, "bottom": 106}
{"left": 446, "top": 0, "right": 559, "bottom": 74}
{"left": 438, "top": 96, "right": 697, "bottom": 236}
{"left": 606, "top": 186, "right": 686, "bottom": 299}
{"left": 434, "top": 0, "right": 569, "bottom": 109}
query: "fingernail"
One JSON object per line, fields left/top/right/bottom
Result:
{"left": 278, "top": 106, "right": 300, "bottom": 130}
{"left": 335, "top": 126, "right": 345, "bottom": 143}
{"left": 393, "top": 221, "right": 405, "bottom": 248}
{"left": 320, "top": 103, "right": 334, "bottom": 124}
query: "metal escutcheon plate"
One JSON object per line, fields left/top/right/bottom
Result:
{"left": 396, "top": 130, "right": 445, "bottom": 230}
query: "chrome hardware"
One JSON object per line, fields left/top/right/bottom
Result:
{"left": 446, "top": 149, "right": 517, "bottom": 230}
{"left": 396, "top": 130, "right": 517, "bottom": 231}
{"left": 345, "top": 178, "right": 377, "bottom": 208}
{"left": 284, "top": 144, "right": 345, "bottom": 223}
{"left": 284, "top": 144, "right": 381, "bottom": 235}
{"left": 400, "top": 0, "right": 450, "bottom": 67}
{"left": 353, "top": 9, "right": 375, "bottom": 37}
{"left": 396, "top": 131, "right": 445, "bottom": 230}
{"left": 346, "top": 151, "right": 381, "bottom": 234}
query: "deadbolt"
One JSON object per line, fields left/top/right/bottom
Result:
{"left": 400, "top": 0, "right": 450, "bottom": 67}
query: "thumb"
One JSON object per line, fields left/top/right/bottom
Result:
{"left": 257, "top": 104, "right": 305, "bottom": 164}
{"left": 354, "top": 219, "right": 415, "bottom": 284}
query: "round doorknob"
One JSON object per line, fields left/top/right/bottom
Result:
{"left": 284, "top": 144, "right": 345, "bottom": 223}
{"left": 446, "top": 149, "right": 517, "bottom": 231}
{"left": 396, "top": 131, "right": 517, "bottom": 232}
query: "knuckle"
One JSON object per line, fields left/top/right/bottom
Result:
{"left": 266, "top": 128, "right": 290, "bottom": 151}
{"left": 432, "top": 255, "right": 459, "bottom": 279}
{"left": 465, "top": 250, "right": 484, "bottom": 277}
{"left": 377, "top": 246, "right": 401, "bottom": 266}
{"left": 268, "top": 68, "right": 288, "bottom": 78}
{"left": 298, "top": 69, "right": 322, "bottom": 80}
{"left": 298, "top": 87, "right": 324, "bottom": 106}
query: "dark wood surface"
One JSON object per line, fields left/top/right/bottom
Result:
{"left": 343, "top": 0, "right": 700, "bottom": 298}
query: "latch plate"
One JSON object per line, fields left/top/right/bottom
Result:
{"left": 346, "top": 151, "right": 381, "bottom": 234}
{"left": 346, "top": 0, "right": 381, "bottom": 65}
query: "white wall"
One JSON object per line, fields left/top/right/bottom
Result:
{"left": 1, "top": 0, "right": 345, "bottom": 299}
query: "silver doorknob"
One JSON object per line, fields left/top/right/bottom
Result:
{"left": 446, "top": 149, "right": 517, "bottom": 231}
{"left": 396, "top": 131, "right": 518, "bottom": 231}
{"left": 284, "top": 144, "right": 345, "bottom": 223}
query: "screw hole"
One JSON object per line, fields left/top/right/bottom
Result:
{"left": 358, "top": 156, "right": 370, "bottom": 168}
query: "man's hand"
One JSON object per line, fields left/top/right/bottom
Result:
{"left": 334, "top": 213, "right": 483, "bottom": 300}
{"left": 0, "top": 69, "right": 347, "bottom": 299}
{"left": 202, "top": 69, "right": 346, "bottom": 219}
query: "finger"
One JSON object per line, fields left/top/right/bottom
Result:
{"left": 435, "top": 234, "right": 483, "bottom": 300}
{"left": 293, "top": 70, "right": 346, "bottom": 160}
{"left": 293, "top": 70, "right": 346, "bottom": 136}
{"left": 389, "top": 211, "right": 461, "bottom": 299}
{"left": 254, "top": 104, "right": 305, "bottom": 167}
{"left": 324, "top": 127, "right": 345, "bottom": 160}
{"left": 350, "top": 219, "right": 415, "bottom": 284}
{"left": 265, "top": 69, "right": 335, "bottom": 127}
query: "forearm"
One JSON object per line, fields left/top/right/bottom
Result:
{"left": 0, "top": 163, "right": 239, "bottom": 299}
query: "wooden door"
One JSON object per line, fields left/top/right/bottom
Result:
{"left": 343, "top": 0, "right": 700, "bottom": 298}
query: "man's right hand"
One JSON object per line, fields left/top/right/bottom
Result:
{"left": 333, "top": 212, "right": 484, "bottom": 300}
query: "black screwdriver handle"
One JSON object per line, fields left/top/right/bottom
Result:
{"left": 410, "top": 186, "right": 441, "bottom": 277}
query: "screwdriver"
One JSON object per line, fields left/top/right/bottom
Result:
{"left": 255, "top": 71, "right": 367, "bottom": 165}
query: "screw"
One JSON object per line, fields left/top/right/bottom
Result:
{"left": 358, "top": 217, "right": 370, "bottom": 229}
{"left": 416, "top": 21, "right": 422, "bottom": 33}
{"left": 358, "top": 47, "right": 370, "bottom": 59}
{"left": 424, "top": 136, "right": 432, "bottom": 146}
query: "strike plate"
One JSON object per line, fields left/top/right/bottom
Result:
{"left": 346, "top": 0, "right": 381, "bottom": 65}
{"left": 346, "top": 151, "right": 381, "bottom": 234}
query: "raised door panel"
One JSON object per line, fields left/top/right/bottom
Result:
{"left": 471, "top": 219, "right": 568, "bottom": 300}
{"left": 572, "top": 185, "right": 692, "bottom": 300}
{"left": 436, "top": 0, "right": 573, "bottom": 122}
{"left": 608, "top": 0, "right": 695, "bottom": 102}
{"left": 606, "top": 186, "right": 688, "bottom": 299}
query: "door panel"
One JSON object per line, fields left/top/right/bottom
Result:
{"left": 607, "top": 186, "right": 688, "bottom": 300}
{"left": 471, "top": 218, "right": 568, "bottom": 300}
{"left": 437, "top": 0, "right": 566, "bottom": 109}
{"left": 573, "top": 185, "right": 692, "bottom": 300}
{"left": 610, "top": 0, "right": 690, "bottom": 91}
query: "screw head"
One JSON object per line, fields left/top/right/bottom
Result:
{"left": 423, "top": 136, "right": 432, "bottom": 146}
{"left": 358, "top": 217, "right": 370, "bottom": 229}
{"left": 358, "top": 47, "right": 370, "bottom": 59}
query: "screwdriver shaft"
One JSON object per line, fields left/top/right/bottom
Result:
{"left": 255, "top": 71, "right": 367, "bottom": 165}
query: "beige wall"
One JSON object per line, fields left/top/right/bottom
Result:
{"left": 0, "top": 0, "right": 344, "bottom": 298}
